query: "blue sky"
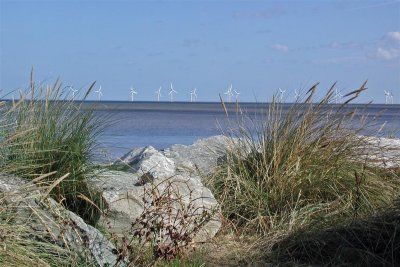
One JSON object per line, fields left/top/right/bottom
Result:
{"left": 1, "top": 0, "right": 399, "bottom": 103}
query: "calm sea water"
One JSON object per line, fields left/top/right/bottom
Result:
{"left": 89, "top": 101, "right": 400, "bottom": 160}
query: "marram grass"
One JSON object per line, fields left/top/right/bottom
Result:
{"left": 209, "top": 82, "right": 400, "bottom": 235}
{"left": 0, "top": 73, "right": 106, "bottom": 225}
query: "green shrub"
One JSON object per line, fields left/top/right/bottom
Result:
{"left": 209, "top": 82, "right": 400, "bottom": 234}
{"left": 0, "top": 73, "right": 106, "bottom": 225}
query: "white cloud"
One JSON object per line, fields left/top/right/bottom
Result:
{"left": 377, "top": 47, "right": 400, "bottom": 60}
{"left": 386, "top": 31, "right": 400, "bottom": 43}
{"left": 375, "top": 31, "right": 400, "bottom": 60}
{"left": 271, "top": 44, "right": 289, "bottom": 52}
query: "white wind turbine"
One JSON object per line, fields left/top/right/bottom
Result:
{"left": 294, "top": 89, "right": 300, "bottom": 101}
{"left": 224, "top": 84, "right": 234, "bottom": 102}
{"left": 169, "top": 83, "right": 177, "bottom": 102}
{"left": 68, "top": 86, "right": 78, "bottom": 100}
{"left": 389, "top": 91, "right": 394, "bottom": 104}
{"left": 155, "top": 87, "right": 162, "bottom": 102}
{"left": 337, "top": 91, "right": 343, "bottom": 104}
{"left": 190, "top": 88, "right": 197, "bottom": 102}
{"left": 278, "top": 88, "right": 286, "bottom": 102}
{"left": 234, "top": 89, "right": 240, "bottom": 101}
{"left": 94, "top": 86, "right": 103, "bottom": 101}
{"left": 384, "top": 90, "right": 390, "bottom": 104}
{"left": 130, "top": 86, "right": 138, "bottom": 102}
{"left": 334, "top": 88, "right": 343, "bottom": 104}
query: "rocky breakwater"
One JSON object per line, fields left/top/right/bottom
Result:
{"left": 92, "top": 135, "right": 233, "bottom": 242}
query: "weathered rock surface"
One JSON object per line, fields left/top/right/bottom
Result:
{"left": 0, "top": 175, "right": 124, "bottom": 267}
{"left": 360, "top": 136, "right": 400, "bottom": 168}
{"left": 164, "top": 135, "right": 232, "bottom": 175}
{"left": 94, "top": 135, "right": 232, "bottom": 242}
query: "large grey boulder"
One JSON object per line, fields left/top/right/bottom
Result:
{"left": 95, "top": 136, "right": 232, "bottom": 242}
{"left": 0, "top": 174, "right": 124, "bottom": 267}
{"left": 118, "top": 146, "right": 175, "bottom": 178}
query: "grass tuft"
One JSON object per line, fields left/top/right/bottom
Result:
{"left": 0, "top": 72, "right": 106, "bottom": 225}
{"left": 208, "top": 82, "right": 400, "bottom": 234}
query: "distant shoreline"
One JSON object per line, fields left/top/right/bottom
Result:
{"left": 2, "top": 99, "right": 399, "bottom": 112}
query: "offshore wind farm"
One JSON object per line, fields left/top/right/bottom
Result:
{"left": 1, "top": 1, "right": 400, "bottom": 266}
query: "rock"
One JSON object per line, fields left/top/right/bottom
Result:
{"left": 359, "top": 136, "right": 400, "bottom": 168}
{"left": 95, "top": 136, "right": 231, "bottom": 242}
{"left": 0, "top": 174, "right": 124, "bottom": 267}
{"left": 164, "top": 135, "right": 232, "bottom": 175}
{"left": 118, "top": 146, "right": 176, "bottom": 178}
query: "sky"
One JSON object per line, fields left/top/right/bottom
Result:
{"left": 0, "top": 0, "right": 399, "bottom": 103}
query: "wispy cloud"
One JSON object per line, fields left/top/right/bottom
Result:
{"left": 328, "top": 41, "right": 365, "bottom": 50}
{"left": 386, "top": 31, "right": 400, "bottom": 43}
{"left": 271, "top": 44, "right": 289, "bottom": 52}
{"left": 376, "top": 31, "right": 400, "bottom": 60}
{"left": 312, "top": 55, "right": 369, "bottom": 65}
{"left": 377, "top": 47, "right": 400, "bottom": 60}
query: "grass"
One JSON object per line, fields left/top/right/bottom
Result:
{"left": 0, "top": 73, "right": 109, "bottom": 266}
{"left": 0, "top": 71, "right": 106, "bottom": 225}
{"left": 203, "top": 82, "right": 400, "bottom": 265}
{"left": 269, "top": 195, "right": 400, "bottom": 266}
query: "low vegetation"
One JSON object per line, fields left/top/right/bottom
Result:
{"left": 206, "top": 81, "right": 400, "bottom": 265}
{"left": 111, "top": 178, "right": 214, "bottom": 266}
{"left": 0, "top": 72, "right": 106, "bottom": 225}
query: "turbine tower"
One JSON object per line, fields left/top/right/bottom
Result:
{"left": 130, "top": 86, "right": 138, "bottom": 102}
{"left": 71, "top": 87, "right": 78, "bottom": 100}
{"left": 384, "top": 90, "right": 390, "bottom": 104}
{"left": 224, "top": 84, "right": 234, "bottom": 102}
{"left": 294, "top": 89, "right": 300, "bottom": 100}
{"left": 169, "top": 83, "right": 177, "bottom": 102}
{"left": 234, "top": 89, "right": 240, "bottom": 101}
{"left": 389, "top": 91, "right": 394, "bottom": 104}
{"left": 278, "top": 88, "right": 286, "bottom": 102}
{"left": 94, "top": 86, "right": 103, "bottom": 101}
{"left": 155, "top": 87, "right": 162, "bottom": 102}
{"left": 334, "top": 88, "right": 343, "bottom": 104}
{"left": 190, "top": 88, "right": 197, "bottom": 102}
{"left": 66, "top": 85, "right": 77, "bottom": 100}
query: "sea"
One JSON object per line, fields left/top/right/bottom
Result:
{"left": 86, "top": 101, "right": 400, "bottom": 161}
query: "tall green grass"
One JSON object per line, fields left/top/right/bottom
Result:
{"left": 0, "top": 73, "right": 106, "bottom": 225}
{"left": 209, "top": 82, "right": 400, "bottom": 234}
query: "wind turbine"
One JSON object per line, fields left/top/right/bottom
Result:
{"left": 278, "top": 88, "right": 286, "bottom": 102}
{"left": 155, "top": 87, "right": 162, "bottom": 102}
{"left": 337, "top": 92, "right": 343, "bottom": 104}
{"left": 94, "top": 86, "right": 103, "bottom": 101}
{"left": 234, "top": 89, "right": 240, "bottom": 101}
{"left": 294, "top": 89, "right": 300, "bottom": 100}
{"left": 389, "top": 91, "right": 394, "bottom": 104}
{"left": 190, "top": 88, "right": 197, "bottom": 102}
{"left": 130, "top": 86, "right": 138, "bottom": 102}
{"left": 334, "top": 88, "right": 343, "bottom": 104}
{"left": 68, "top": 86, "right": 77, "bottom": 100}
{"left": 169, "top": 83, "right": 177, "bottom": 102}
{"left": 384, "top": 90, "right": 390, "bottom": 104}
{"left": 224, "top": 84, "right": 234, "bottom": 102}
